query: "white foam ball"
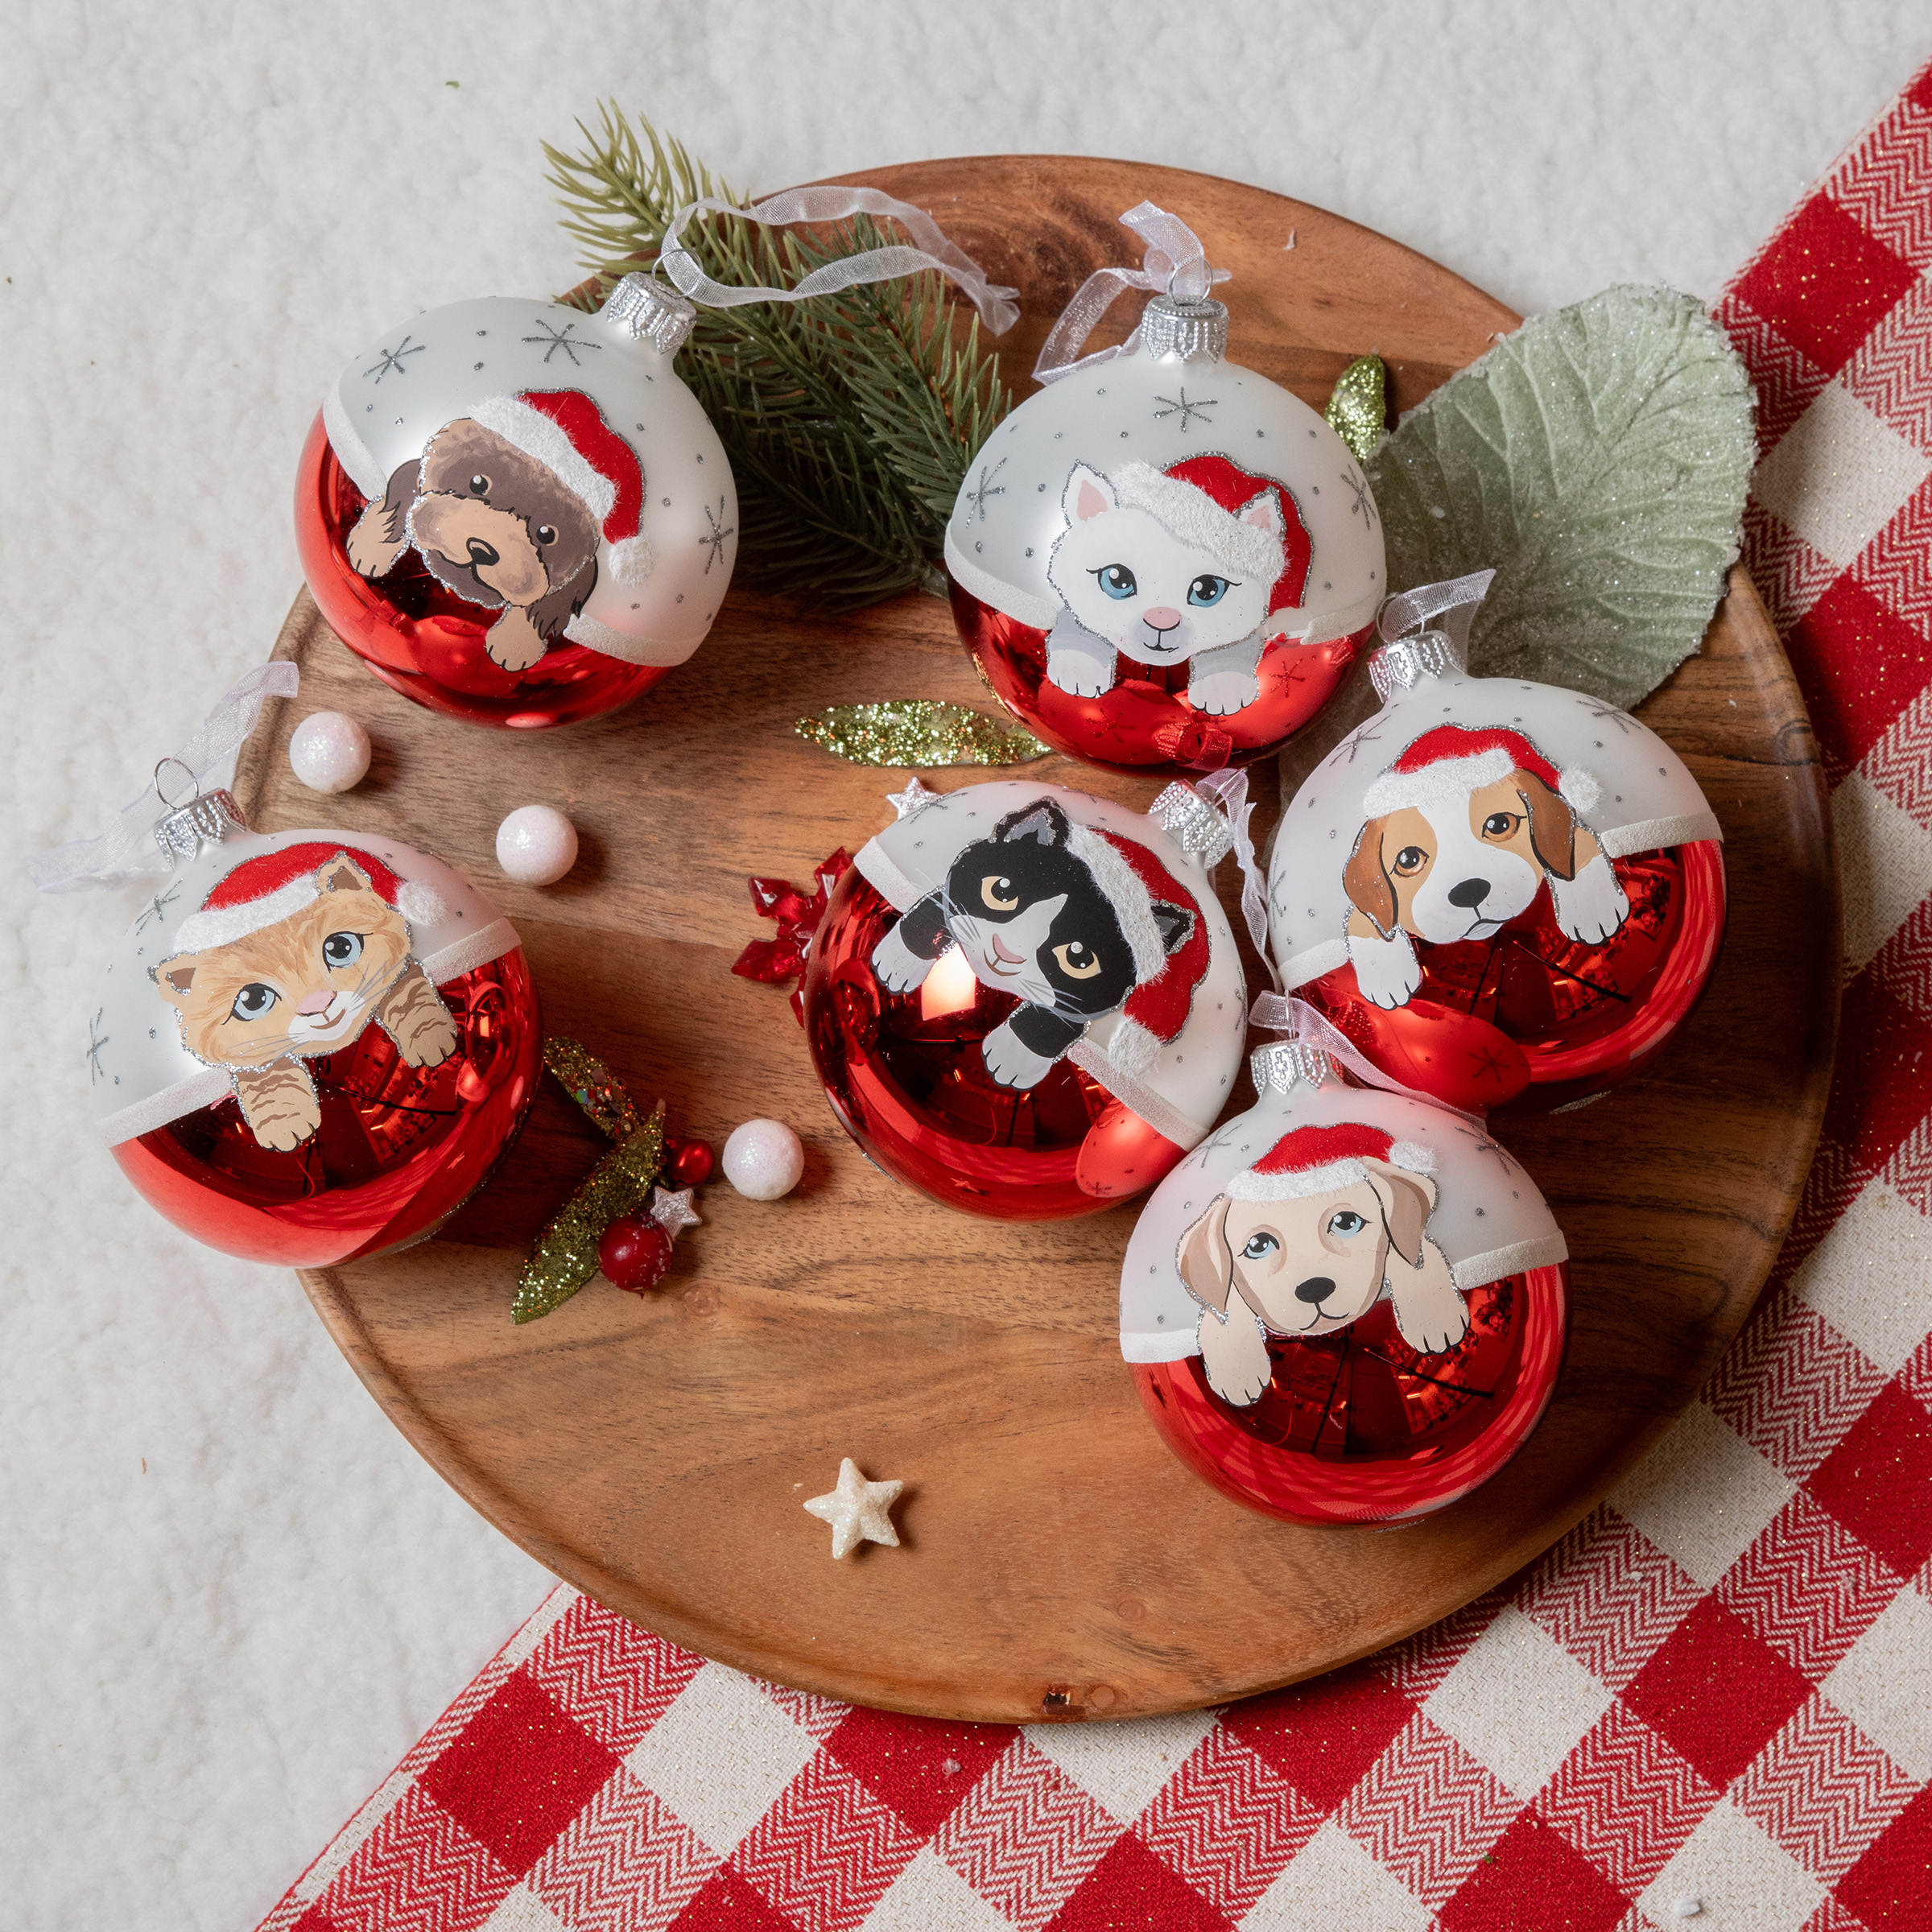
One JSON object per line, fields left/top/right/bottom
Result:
{"left": 287, "top": 712, "right": 371, "bottom": 793}
{"left": 723, "top": 1119, "right": 804, "bottom": 1200}
{"left": 496, "top": 805, "right": 579, "bottom": 886}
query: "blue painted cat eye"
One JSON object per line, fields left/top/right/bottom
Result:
{"left": 323, "top": 931, "right": 365, "bottom": 967}
{"left": 231, "top": 983, "right": 279, "bottom": 1020}
{"left": 1187, "top": 574, "right": 1231, "bottom": 606}
{"left": 1092, "top": 564, "right": 1138, "bottom": 600}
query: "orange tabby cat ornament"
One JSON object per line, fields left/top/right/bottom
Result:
{"left": 87, "top": 799, "right": 541, "bottom": 1266}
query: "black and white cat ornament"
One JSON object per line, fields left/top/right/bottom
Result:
{"left": 35, "top": 671, "right": 543, "bottom": 1266}
{"left": 945, "top": 202, "right": 1385, "bottom": 778}
{"left": 802, "top": 776, "right": 1250, "bottom": 1219}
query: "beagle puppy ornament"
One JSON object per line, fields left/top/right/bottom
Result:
{"left": 1269, "top": 578, "right": 1727, "bottom": 1113}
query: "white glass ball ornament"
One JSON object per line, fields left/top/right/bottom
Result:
{"left": 287, "top": 711, "right": 372, "bottom": 793}
{"left": 724, "top": 1119, "right": 805, "bottom": 1200}
{"left": 944, "top": 291, "right": 1385, "bottom": 777}
{"left": 1121, "top": 1037, "right": 1570, "bottom": 1524}
{"left": 496, "top": 805, "right": 579, "bottom": 886}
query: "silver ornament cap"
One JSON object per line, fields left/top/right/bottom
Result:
{"left": 152, "top": 788, "right": 246, "bottom": 866}
{"left": 601, "top": 273, "right": 698, "bottom": 357}
{"left": 1368, "top": 628, "right": 1465, "bottom": 701}
{"left": 1139, "top": 293, "right": 1228, "bottom": 363}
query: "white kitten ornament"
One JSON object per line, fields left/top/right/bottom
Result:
{"left": 298, "top": 192, "right": 1016, "bottom": 729}
{"left": 1269, "top": 573, "right": 1728, "bottom": 1115}
{"left": 801, "top": 775, "right": 1251, "bottom": 1219}
{"left": 1121, "top": 1000, "right": 1570, "bottom": 1525}
{"left": 944, "top": 202, "right": 1385, "bottom": 778}
{"left": 34, "top": 668, "right": 542, "bottom": 1267}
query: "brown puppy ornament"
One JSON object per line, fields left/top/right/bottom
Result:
{"left": 1176, "top": 1122, "right": 1465, "bottom": 1404}
{"left": 347, "top": 389, "right": 654, "bottom": 672}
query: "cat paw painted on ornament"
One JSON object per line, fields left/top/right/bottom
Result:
{"left": 151, "top": 848, "right": 457, "bottom": 1152}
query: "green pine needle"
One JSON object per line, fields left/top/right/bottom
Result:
{"left": 544, "top": 106, "right": 1011, "bottom": 609}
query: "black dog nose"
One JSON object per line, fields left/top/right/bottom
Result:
{"left": 466, "top": 538, "right": 501, "bottom": 568}
{"left": 1293, "top": 1276, "right": 1336, "bottom": 1306}
{"left": 1447, "top": 878, "right": 1490, "bottom": 909}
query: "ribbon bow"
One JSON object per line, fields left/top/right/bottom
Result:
{"left": 1033, "top": 200, "right": 1232, "bottom": 383}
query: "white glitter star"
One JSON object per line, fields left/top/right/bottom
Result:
{"left": 803, "top": 1458, "right": 903, "bottom": 1560}
{"left": 886, "top": 775, "right": 939, "bottom": 819}
{"left": 650, "top": 1187, "right": 700, "bottom": 1241}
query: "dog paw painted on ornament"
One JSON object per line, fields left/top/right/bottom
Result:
{"left": 1270, "top": 576, "right": 1727, "bottom": 1115}
{"left": 945, "top": 202, "right": 1382, "bottom": 777}
{"left": 150, "top": 847, "right": 457, "bottom": 1153}
{"left": 1121, "top": 1034, "right": 1571, "bottom": 1525}
{"left": 297, "top": 275, "right": 735, "bottom": 727}
{"left": 804, "top": 779, "right": 1248, "bottom": 1220}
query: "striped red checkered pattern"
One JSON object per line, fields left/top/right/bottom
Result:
{"left": 259, "top": 63, "right": 1932, "bottom": 1932}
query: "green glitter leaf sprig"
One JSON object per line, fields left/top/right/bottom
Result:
{"left": 1324, "top": 355, "right": 1389, "bottom": 464}
{"left": 795, "top": 700, "right": 1051, "bottom": 767}
{"left": 1368, "top": 285, "right": 1755, "bottom": 710}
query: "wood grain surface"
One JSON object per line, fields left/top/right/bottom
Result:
{"left": 231, "top": 158, "right": 1839, "bottom": 1723}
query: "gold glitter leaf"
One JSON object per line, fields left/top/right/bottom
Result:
{"left": 1368, "top": 285, "right": 1755, "bottom": 710}
{"left": 1324, "top": 355, "right": 1389, "bottom": 465}
{"left": 512, "top": 1102, "right": 666, "bottom": 1324}
{"left": 543, "top": 1036, "right": 641, "bottom": 1141}
{"left": 796, "top": 700, "right": 1051, "bottom": 767}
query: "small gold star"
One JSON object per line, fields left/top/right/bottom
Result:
{"left": 803, "top": 1458, "right": 903, "bottom": 1559}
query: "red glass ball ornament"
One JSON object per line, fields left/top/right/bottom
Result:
{"left": 667, "top": 1137, "right": 716, "bottom": 1188}
{"left": 598, "top": 1213, "right": 674, "bottom": 1293}
{"left": 295, "top": 414, "right": 671, "bottom": 730}
{"left": 805, "top": 869, "right": 1162, "bottom": 1220}
{"left": 954, "top": 583, "right": 1366, "bottom": 776}
{"left": 94, "top": 817, "right": 540, "bottom": 1267}
{"left": 1301, "top": 842, "right": 1728, "bottom": 1115}
{"left": 1133, "top": 1265, "right": 1570, "bottom": 1525}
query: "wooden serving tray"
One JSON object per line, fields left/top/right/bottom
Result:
{"left": 233, "top": 159, "right": 1839, "bottom": 1723}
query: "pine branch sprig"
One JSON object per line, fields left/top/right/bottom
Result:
{"left": 543, "top": 107, "right": 1012, "bottom": 609}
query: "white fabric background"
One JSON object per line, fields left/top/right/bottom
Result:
{"left": 0, "top": 3, "right": 1922, "bottom": 1925}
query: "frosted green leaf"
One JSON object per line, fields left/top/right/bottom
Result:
{"left": 1367, "top": 285, "right": 1756, "bottom": 710}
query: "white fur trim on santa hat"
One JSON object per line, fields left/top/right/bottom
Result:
{"left": 395, "top": 880, "right": 452, "bottom": 930}
{"left": 1224, "top": 1137, "right": 1435, "bottom": 1203}
{"left": 469, "top": 396, "right": 617, "bottom": 523}
{"left": 1108, "top": 462, "right": 1282, "bottom": 582}
{"left": 1106, "top": 1015, "right": 1160, "bottom": 1076}
{"left": 1362, "top": 747, "right": 1514, "bottom": 819}
{"left": 605, "top": 535, "right": 655, "bottom": 585}
{"left": 1063, "top": 821, "right": 1166, "bottom": 983}
{"left": 171, "top": 874, "right": 320, "bottom": 955}
{"left": 1558, "top": 766, "right": 1602, "bottom": 815}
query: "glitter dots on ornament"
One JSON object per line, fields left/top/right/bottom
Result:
{"left": 944, "top": 203, "right": 1384, "bottom": 778}
{"left": 295, "top": 275, "right": 737, "bottom": 729}
{"left": 1269, "top": 575, "right": 1727, "bottom": 1114}
{"left": 88, "top": 794, "right": 540, "bottom": 1266}
{"left": 803, "top": 776, "right": 1249, "bottom": 1220}
{"left": 1121, "top": 1018, "right": 1570, "bottom": 1524}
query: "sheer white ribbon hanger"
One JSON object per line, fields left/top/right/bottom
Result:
{"left": 657, "top": 186, "right": 1019, "bottom": 335}
{"left": 1032, "top": 200, "right": 1232, "bottom": 384}
{"left": 1377, "top": 569, "right": 1496, "bottom": 654}
{"left": 29, "top": 663, "right": 299, "bottom": 894}
{"left": 1249, "top": 992, "right": 1488, "bottom": 1129}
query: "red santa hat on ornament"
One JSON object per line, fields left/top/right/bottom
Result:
{"left": 469, "top": 389, "right": 654, "bottom": 587}
{"left": 1362, "top": 725, "right": 1601, "bottom": 819}
{"left": 1108, "top": 454, "right": 1313, "bottom": 617}
{"left": 1226, "top": 1122, "right": 1435, "bottom": 1203}
{"left": 1061, "top": 824, "right": 1213, "bottom": 1076}
{"left": 171, "top": 844, "right": 450, "bottom": 956}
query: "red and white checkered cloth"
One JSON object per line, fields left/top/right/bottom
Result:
{"left": 260, "top": 65, "right": 1932, "bottom": 1932}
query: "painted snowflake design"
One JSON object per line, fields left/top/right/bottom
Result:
{"left": 522, "top": 320, "right": 601, "bottom": 366}
{"left": 134, "top": 881, "right": 182, "bottom": 934}
{"left": 87, "top": 1009, "right": 109, "bottom": 1085}
{"left": 1452, "top": 1122, "right": 1521, "bottom": 1177}
{"left": 699, "top": 497, "right": 735, "bottom": 574}
{"left": 1583, "top": 701, "right": 1638, "bottom": 735}
{"left": 1153, "top": 388, "right": 1216, "bottom": 431}
{"left": 1336, "top": 722, "right": 1385, "bottom": 766}
{"left": 361, "top": 336, "right": 426, "bottom": 383}
{"left": 963, "top": 457, "right": 1007, "bottom": 525}
{"left": 1341, "top": 469, "right": 1376, "bottom": 528}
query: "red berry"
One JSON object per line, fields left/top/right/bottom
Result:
{"left": 598, "top": 1214, "right": 673, "bottom": 1293}
{"left": 669, "top": 1139, "right": 715, "bottom": 1187}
